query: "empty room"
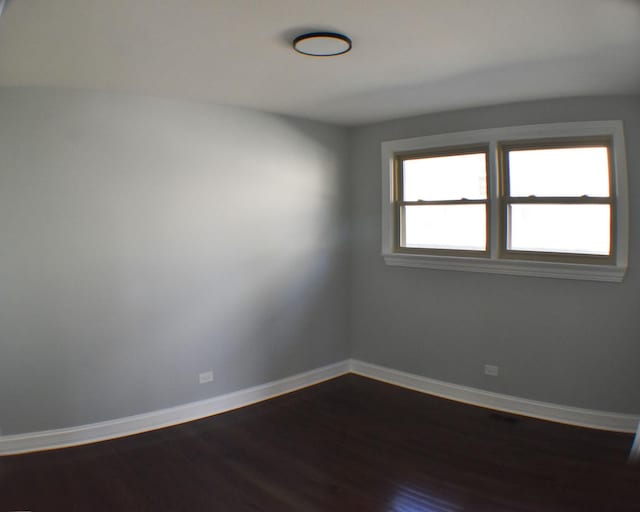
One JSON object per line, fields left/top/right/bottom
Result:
{"left": 1, "top": 1, "right": 639, "bottom": 511}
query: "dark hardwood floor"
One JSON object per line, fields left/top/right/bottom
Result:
{"left": 1, "top": 375, "right": 638, "bottom": 511}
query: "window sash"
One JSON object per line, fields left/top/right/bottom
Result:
{"left": 394, "top": 147, "right": 490, "bottom": 256}
{"left": 397, "top": 203, "right": 489, "bottom": 254}
{"left": 498, "top": 138, "right": 616, "bottom": 264}
{"left": 502, "top": 204, "right": 613, "bottom": 263}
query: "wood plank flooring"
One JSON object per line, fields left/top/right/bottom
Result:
{"left": 1, "top": 375, "right": 638, "bottom": 511}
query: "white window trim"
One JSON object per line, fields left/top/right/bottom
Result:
{"left": 381, "top": 121, "right": 629, "bottom": 282}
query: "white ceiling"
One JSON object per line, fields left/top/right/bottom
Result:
{"left": 0, "top": 0, "right": 638, "bottom": 125}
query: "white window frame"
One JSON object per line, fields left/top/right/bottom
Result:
{"left": 381, "top": 121, "right": 629, "bottom": 282}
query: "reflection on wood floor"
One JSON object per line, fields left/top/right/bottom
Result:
{"left": 1, "top": 374, "right": 638, "bottom": 511}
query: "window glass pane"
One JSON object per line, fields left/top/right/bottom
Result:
{"left": 509, "top": 204, "right": 610, "bottom": 255}
{"left": 403, "top": 153, "right": 487, "bottom": 201}
{"left": 508, "top": 147, "right": 609, "bottom": 197}
{"left": 403, "top": 204, "right": 486, "bottom": 251}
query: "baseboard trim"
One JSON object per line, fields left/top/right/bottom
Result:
{"left": 0, "top": 360, "right": 350, "bottom": 456}
{"left": 350, "top": 360, "right": 639, "bottom": 433}
{"left": 2, "top": 358, "right": 637, "bottom": 456}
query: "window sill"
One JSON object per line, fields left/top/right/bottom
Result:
{"left": 382, "top": 253, "right": 626, "bottom": 282}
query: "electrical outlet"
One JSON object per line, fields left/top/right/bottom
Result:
{"left": 199, "top": 370, "right": 214, "bottom": 384}
{"left": 484, "top": 364, "right": 499, "bottom": 377}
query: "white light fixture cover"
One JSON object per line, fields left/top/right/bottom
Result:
{"left": 293, "top": 32, "right": 352, "bottom": 57}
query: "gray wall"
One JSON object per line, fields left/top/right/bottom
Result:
{"left": 2, "top": 90, "right": 638, "bottom": 437}
{"left": 350, "top": 96, "right": 640, "bottom": 414}
{"left": 0, "top": 88, "right": 349, "bottom": 435}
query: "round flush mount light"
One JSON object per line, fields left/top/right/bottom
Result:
{"left": 293, "top": 32, "right": 352, "bottom": 57}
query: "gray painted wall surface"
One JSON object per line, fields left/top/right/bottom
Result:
{"left": 2, "top": 90, "right": 638, "bottom": 437}
{"left": 350, "top": 96, "right": 640, "bottom": 414}
{"left": 0, "top": 88, "right": 349, "bottom": 435}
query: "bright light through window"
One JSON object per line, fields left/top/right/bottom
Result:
{"left": 400, "top": 151, "right": 488, "bottom": 252}
{"left": 508, "top": 147, "right": 609, "bottom": 197}
{"left": 505, "top": 144, "right": 612, "bottom": 256}
{"left": 404, "top": 204, "right": 486, "bottom": 250}
{"left": 403, "top": 153, "right": 487, "bottom": 201}
{"left": 509, "top": 204, "right": 610, "bottom": 255}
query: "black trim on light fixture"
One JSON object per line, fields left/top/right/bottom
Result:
{"left": 293, "top": 32, "right": 352, "bottom": 57}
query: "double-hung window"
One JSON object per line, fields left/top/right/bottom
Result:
{"left": 397, "top": 147, "right": 489, "bottom": 254}
{"left": 382, "top": 121, "right": 628, "bottom": 281}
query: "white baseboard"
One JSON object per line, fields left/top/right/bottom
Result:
{"left": 0, "top": 360, "right": 350, "bottom": 456}
{"left": 350, "top": 360, "right": 640, "bottom": 433}
{"left": 2, "top": 358, "right": 637, "bottom": 456}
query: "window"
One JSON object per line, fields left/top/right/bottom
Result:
{"left": 381, "top": 121, "right": 628, "bottom": 281}
{"left": 398, "top": 148, "right": 489, "bottom": 253}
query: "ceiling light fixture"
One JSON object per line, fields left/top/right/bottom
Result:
{"left": 293, "top": 32, "right": 352, "bottom": 57}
